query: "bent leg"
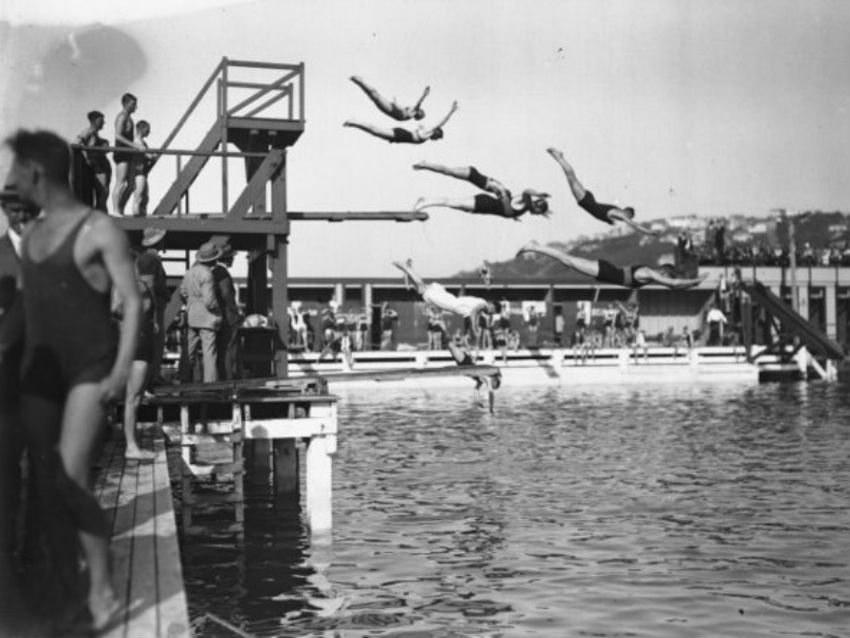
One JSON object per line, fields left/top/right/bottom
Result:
{"left": 57, "top": 384, "right": 118, "bottom": 626}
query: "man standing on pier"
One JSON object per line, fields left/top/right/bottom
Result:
{"left": 6, "top": 129, "right": 142, "bottom": 631}
{"left": 136, "top": 225, "right": 169, "bottom": 386}
{"left": 179, "top": 241, "right": 222, "bottom": 382}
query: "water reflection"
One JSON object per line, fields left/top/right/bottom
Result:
{"left": 180, "top": 381, "right": 850, "bottom": 638}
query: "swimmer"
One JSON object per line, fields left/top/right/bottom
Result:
{"left": 344, "top": 101, "right": 458, "bottom": 144}
{"left": 546, "top": 147, "right": 657, "bottom": 236}
{"left": 7, "top": 129, "right": 142, "bottom": 631}
{"left": 517, "top": 241, "right": 707, "bottom": 290}
{"left": 412, "top": 161, "right": 551, "bottom": 220}
{"left": 446, "top": 340, "right": 500, "bottom": 413}
{"left": 131, "top": 120, "right": 155, "bottom": 217}
{"left": 112, "top": 92, "right": 139, "bottom": 215}
{"left": 392, "top": 259, "right": 493, "bottom": 346}
{"left": 75, "top": 110, "right": 111, "bottom": 212}
{"left": 350, "top": 75, "right": 430, "bottom": 121}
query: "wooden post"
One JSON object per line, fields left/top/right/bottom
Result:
{"left": 273, "top": 440, "right": 299, "bottom": 494}
{"left": 180, "top": 404, "right": 192, "bottom": 530}
{"left": 825, "top": 284, "right": 838, "bottom": 340}
{"left": 232, "top": 402, "right": 245, "bottom": 534}
{"left": 246, "top": 402, "right": 271, "bottom": 488}
{"left": 273, "top": 402, "right": 299, "bottom": 494}
{"left": 305, "top": 434, "right": 333, "bottom": 536}
{"left": 271, "top": 151, "right": 289, "bottom": 378}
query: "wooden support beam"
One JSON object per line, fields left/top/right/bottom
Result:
{"left": 305, "top": 434, "right": 333, "bottom": 536}
{"left": 273, "top": 439, "right": 298, "bottom": 494}
{"left": 151, "top": 121, "right": 223, "bottom": 216}
{"left": 226, "top": 149, "right": 287, "bottom": 222}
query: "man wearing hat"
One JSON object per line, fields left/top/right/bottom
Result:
{"left": 136, "top": 226, "right": 168, "bottom": 385}
{"left": 178, "top": 241, "right": 222, "bottom": 383}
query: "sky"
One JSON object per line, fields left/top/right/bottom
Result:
{"left": 1, "top": 0, "right": 848, "bottom": 277}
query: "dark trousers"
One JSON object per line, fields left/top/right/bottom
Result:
{"left": 217, "top": 322, "right": 240, "bottom": 381}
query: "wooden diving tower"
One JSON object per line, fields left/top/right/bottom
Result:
{"left": 107, "top": 57, "right": 428, "bottom": 377}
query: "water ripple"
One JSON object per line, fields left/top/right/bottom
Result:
{"left": 181, "top": 381, "right": 850, "bottom": 638}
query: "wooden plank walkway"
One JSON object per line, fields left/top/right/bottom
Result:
{"left": 95, "top": 437, "right": 191, "bottom": 638}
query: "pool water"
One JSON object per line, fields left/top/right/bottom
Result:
{"left": 181, "top": 381, "right": 850, "bottom": 638}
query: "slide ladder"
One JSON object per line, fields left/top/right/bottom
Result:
{"left": 742, "top": 281, "right": 846, "bottom": 361}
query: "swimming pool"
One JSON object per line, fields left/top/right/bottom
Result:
{"left": 182, "top": 381, "right": 850, "bottom": 637}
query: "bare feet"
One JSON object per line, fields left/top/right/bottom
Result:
{"left": 546, "top": 147, "right": 565, "bottom": 160}
{"left": 412, "top": 161, "right": 428, "bottom": 170}
{"left": 89, "top": 590, "right": 122, "bottom": 632}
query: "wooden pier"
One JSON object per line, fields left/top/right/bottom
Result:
{"left": 142, "top": 379, "right": 339, "bottom": 537}
{"left": 95, "top": 438, "right": 190, "bottom": 638}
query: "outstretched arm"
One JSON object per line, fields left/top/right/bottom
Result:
{"left": 611, "top": 213, "right": 659, "bottom": 237}
{"left": 638, "top": 267, "right": 708, "bottom": 290}
{"left": 428, "top": 101, "right": 459, "bottom": 135}
{"left": 546, "top": 147, "right": 586, "bottom": 202}
{"left": 413, "top": 85, "right": 431, "bottom": 111}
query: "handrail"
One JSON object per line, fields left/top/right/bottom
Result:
{"left": 226, "top": 59, "right": 301, "bottom": 70}
{"left": 226, "top": 69, "right": 299, "bottom": 116}
{"left": 244, "top": 87, "right": 291, "bottom": 119}
{"left": 71, "top": 143, "right": 269, "bottom": 159}
{"left": 158, "top": 57, "right": 226, "bottom": 154}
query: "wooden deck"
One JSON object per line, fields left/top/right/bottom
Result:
{"left": 95, "top": 437, "right": 191, "bottom": 638}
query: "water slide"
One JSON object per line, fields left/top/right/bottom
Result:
{"left": 742, "top": 281, "right": 846, "bottom": 360}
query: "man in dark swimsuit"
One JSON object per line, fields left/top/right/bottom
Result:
{"left": 0, "top": 188, "right": 41, "bottom": 636}
{"left": 412, "top": 161, "right": 551, "bottom": 219}
{"left": 5, "top": 129, "right": 142, "bottom": 631}
{"left": 517, "top": 241, "right": 707, "bottom": 290}
{"left": 546, "top": 147, "right": 657, "bottom": 236}
{"left": 111, "top": 92, "right": 138, "bottom": 215}
{"left": 75, "top": 110, "right": 111, "bottom": 212}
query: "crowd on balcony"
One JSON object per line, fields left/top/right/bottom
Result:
{"left": 675, "top": 223, "right": 850, "bottom": 268}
